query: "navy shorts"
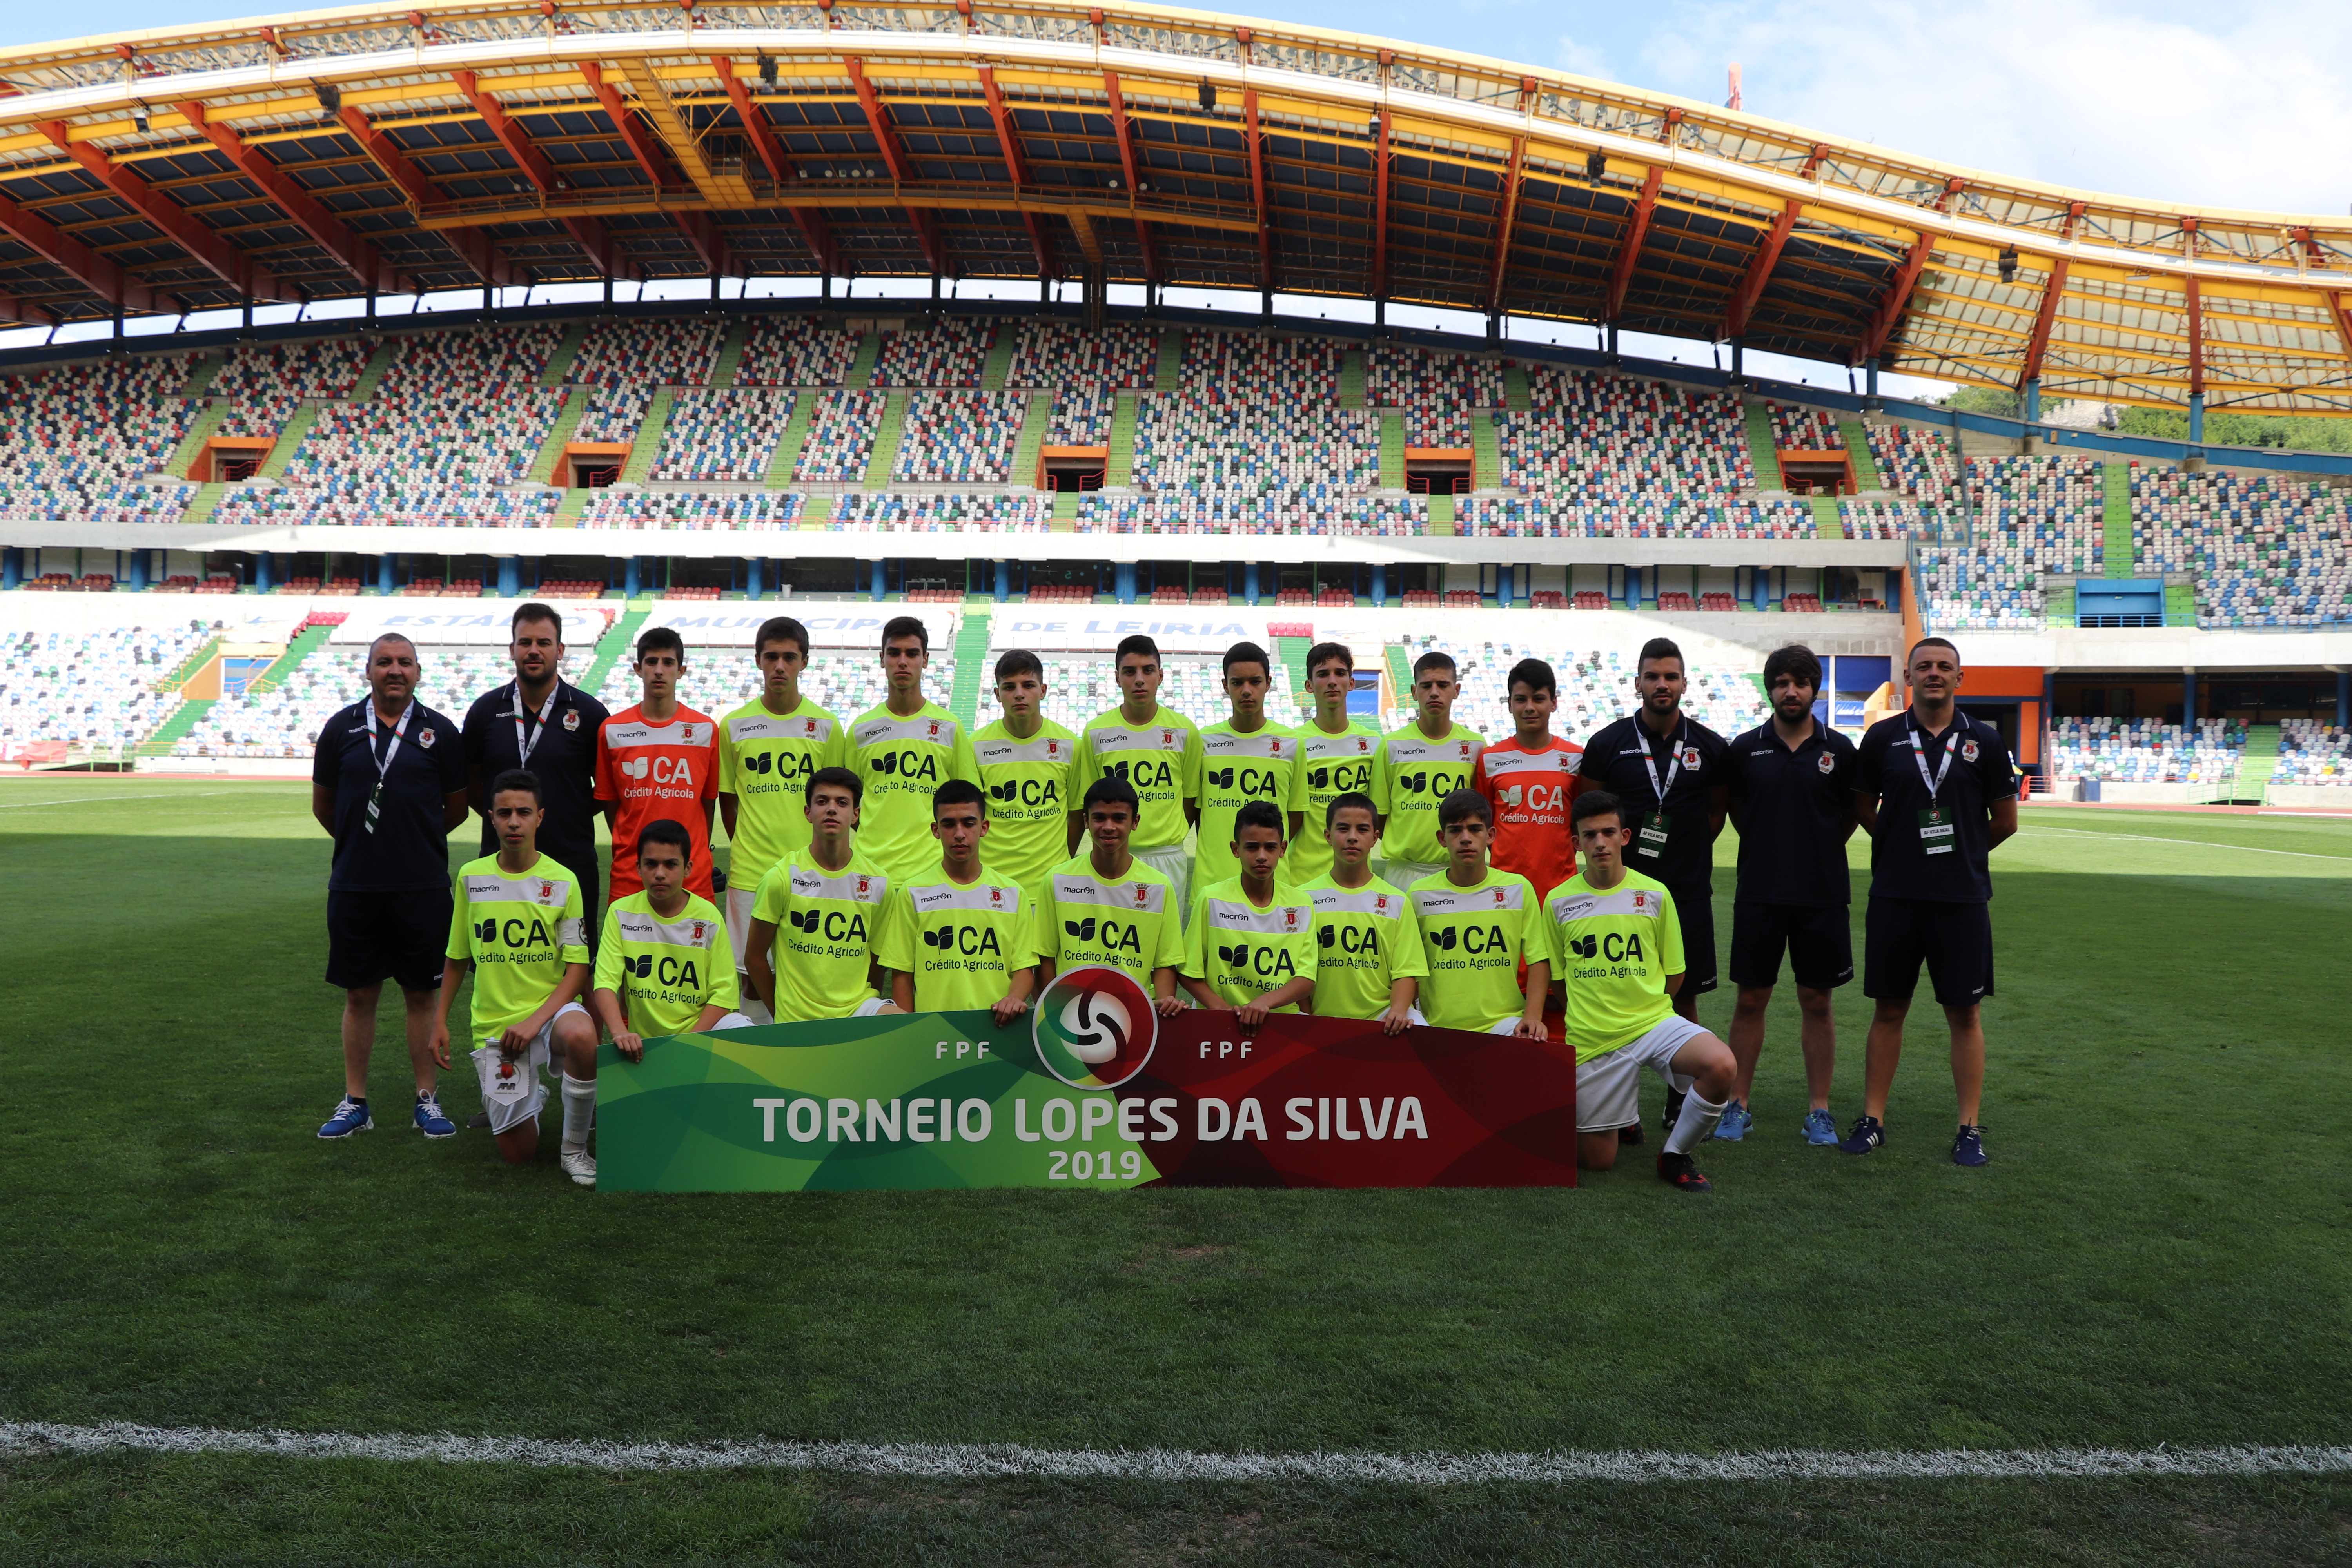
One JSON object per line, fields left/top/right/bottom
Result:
{"left": 1728, "top": 902, "right": 1855, "bottom": 991}
{"left": 325, "top": 887, "right": 454, "bottom": 992}
{"left": 1666, "top": 881, "right": 1717, "bottom": 997}
{"left": 1862, "top": 896, "right": 1993, "bottom": 1009}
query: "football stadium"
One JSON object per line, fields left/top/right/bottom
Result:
{"left": 0, "top": 0, "right": 2348, "bottom": 1559}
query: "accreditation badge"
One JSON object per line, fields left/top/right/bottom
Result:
{"left": 1635, "top": 811, "right": 1670, "bottom": 858}
{"left": 1917, "top": 806, "right": 1955, "bottom": 855}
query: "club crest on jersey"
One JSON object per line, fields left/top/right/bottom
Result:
{"left": 1375, "top": 895, "right": 1389, "bottom": 914}
{"left": 691, "top": 922, "right": 708, "bottom": 941}
{"left": 1459, "top": 742, "right": 1473, "bottom": 759}
{"left": 1162, "top": 730, "right": 1175, "bottom": 745}
{"left": 1133, "top": 884, "right": 1150, "bottom": 907}
{"left": 990, "top": 887, "right": 1005, "bottom": 906}
{"left": 1962, "top": 739, "right": 1980, "bottom": 762}
{"left": 1679, "top": 744, "right": 1701, "bottom": 768}
{"left": 1357, "top": 738, "right": 1371, "bottom": 753}
{"left": 1283, "top": 907, "right": 1300, "bottom": 929}
{"left": 1818, "top": 752, "right": 1837, "bottom": 775}
{"left": 1047, "top": 739, "right": 1062, "bottom": 757}
{"left": 857, "top": 877, "right": 872, "bottom": 895}
{"left": 1632, "top": 890, "right": 1657, "bottom": 915}
{"left": 804, "top": 719, "right": 818, "bottom": 735}
{"left": 1268, "top": 738, "right": 1285, "bottom": 757}
{"left": 929, "top": 720, "right": 942, "bottom": 737}
{"left": 1491, "top": 887, "right": 1506, "bottom": 905}
{"left": 537, "top": 881, "right": 556, "bottom": 903}
{"left": 562, "top": 710, "right": 581, "bottom": 731}
{"left": 418, "top": 728, "right": 436, "bottom": 749}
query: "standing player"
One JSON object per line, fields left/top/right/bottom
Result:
{"left": 1300, "top": 792, "right": 1426, "bottom": 1034}
{"left": 1721, "top": 644, "right": 1857, "bottom": 1144}
{"left": 1374, "top": 650, "right": 1486, "bottom": 891}
{"left": 876, "top": 779, "right": 1040, "bottom": 1023}
{"left": 430, "top": 769, "right": 599, "bottom": 1183}
{"left": 1195, "top": 641, "right": 1304, "bottom": 891}
{"left": 718, "top": 615, "right": 846, "bottom": 1017}
{"left": 1408, "top": 789, "right": 1548, "bottom": 1038}
{"left": 848, "top": 616, "right": 979, "bottom": 886}
{"left": 1576, "top": 636, "right": 1729, "bottom": 1139}
{"left": 1287, "top": 642, "right": 1382, "bottom": 885}
{"left": 1180, "top": 800, "right": 1318, "bottom": 1024}
{"left": 1072, "top": 635, "right": 1201, "bottom": 918}
{"left": 596, "top": 626, "right": 719, "bottom": 904}
{"left": 591, "top": 817, "right": 750, "bottom": 1064}
{"left": 1035, "top": 776, "right": 1186, "bottom": 1015}
{"left": 1540, "top": 791, "right": 1737, "bottom": 1192}
{"left": 971, "top": 650, "right": 1078, "bottom": 900}
{"left": 1845, "top": 637, "right": 2016, "bottom": 1166}
{"left": 1474, "top": 657, "right": 1584, "bottom": 898}
{"left": 744, "top": 767, "right": 902, "bottom": 1022}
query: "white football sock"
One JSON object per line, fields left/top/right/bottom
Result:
{"left": 561, "top": 1073, "right": 596, "bottom": 1154}
{"left": 1665, "top": 1091, "right": 1726, "bottom": 1156}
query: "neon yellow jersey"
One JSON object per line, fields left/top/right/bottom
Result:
{"left": 1036, "top": 853, "right": 1185, "bottom": 988}
{"left": 1194, "top": 720, "right": 1305, "bottom": 888}
{"left": 1407, "top": 866, "right": 1540, "bottom": 1033}
{"left": 1539, "top": 869, "right": 1685, "bottom": 1063}
{"left": 445, "top": 853, "right": 589, "bottom": 1044}
{"left": 1299, "top": 872, "right": 1427, "bottom": 1022}
{"left": 717, "top": 697, "right": 847, "bottom": 887}
{"left": 749, "top": 846, "right": 891, "bottom": 1020}
{"left": 875, "top": 871, "right": 1040, "bottom": 1012}
{"left": 847, "top": 702, "right": 980, "bottom": 885}
{"left": 1182, "top": 877, "right": 1318, "bottom": 1011}
{"left": 1287, "top": 718, "right": 1383, "bottom": 883}
{"left": 971, "top": 717, "right": 1080, "bottom": 897}
{"left": 593, "top": 890, "right": 738, "bottom": 1038}
{"left": 1373, "top": 722, "right": 1487, "bottom": 865}
{"left": 1074, "top": 706, "right": 1201, "bottom": 852}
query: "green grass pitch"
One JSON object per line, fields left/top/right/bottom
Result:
{"left": 2, "top": 778, "right": 2348, "bottom": 1565}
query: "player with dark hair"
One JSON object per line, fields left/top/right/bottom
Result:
{"left": 1541, "top": 790, "right": 1736, "bottom": 1192}
{"left": 1720, "top": 642, "right": 1857, "bottom": 1144}
{"left": 718, "top": 614, "right": 845, "bottom": 1017}
{"left": 1473, "top": 655, "right": 1585, "bottom": 897}
{"left": 1035, "top": 775, "right": 1185, "bottom": 1014}
{"left": 1574, "top": 634, "right": 1729, "bottom": 1141}
{"left": 848, "top": 615, "right": 979, "bottom": 885}
{"left": 1196, "top": 640, "right": 1304, "bottom": 890}
{"left": 744, "top": 765, "right": 902, "bottom": 1022}
{"left": 462, "top": 603, "right": 608, "bottom": 926}
{"left": 876, "top": 779, "right": 1040, "bottom": 1023}
{"left": 972, "top": 647, "right": 1078, "bottom": 900}
{"left": 591, "top": 817, "right": 748, "bottom": 1069}
{"left": 1302, "top": 791, "right": 1426, "bottom": 1033}
{"left": 1845, "top": 636, "right": 2017, "bottom": 1165}
{"left": 1408, "top": 788, "right": 1547, "bottom": 1037}
{"left": 1073, "top": 634, "right": 1202, "bottom": 920}
{"left": 1181, "top": 799, "right": 1317, "bottom": 1025}
{"left": 595, "top": 625, "right": 719, "bottom": 906}
{"left": 1375, "top": 649, "right": 1487, "bottom": 890}
{"left": 1289, "top": 641, "right": 1382, "bottom": 884}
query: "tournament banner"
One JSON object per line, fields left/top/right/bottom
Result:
{"left": 597, "top": 965, "right": 1576, "bottom": 1191}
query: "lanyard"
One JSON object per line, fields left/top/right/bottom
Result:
{"left": 1637, "top": 717, "right": 1687, "bottom": 807}
{"left": 511, "top": 681, "right": 559, "bottom": 768}
{"left": 361, "top": 701, "right": 413, "bottom": 833}
{"left": 1908, "top": 714, "right": 1959, "bottom": 805}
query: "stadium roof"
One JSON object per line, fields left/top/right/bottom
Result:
{"left": 4, "top": 0, "right": 2352, "bottom": 414}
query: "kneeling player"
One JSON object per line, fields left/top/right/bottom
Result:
{"left": 1181, "top": 800, "right": 1318, "bottom": 1025}
{"left": 1543, "top": 791, "right": 1737, "bottom": 1192}
{"left": 430, "top": 769, "right": 600, "bottom": 1184}
{"left": 745, "top": 766, "right": 902, "bottom": 1021}
{"left": 1408, "top": 789, "right": 1548, "bottom": 1038}
{"left": 876, "top": 780, "right": 1040, "bottom": 1023}
{"left": 592, "top": 817, "right": 751, "bottom": 1062}
{"left": 1302, "top": 792, "right": 1426, "bottom": 1033}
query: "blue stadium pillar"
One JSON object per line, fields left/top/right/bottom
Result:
{"left": 1244, "top": 561, "right": 1260, "bottom": 606}
{"left": 254, "top": 552, "right": 274, "bottom": 593}
{"left": 1115, "top": 561, "right": 1136, "bottom": 605}
{"left": 1496, "top": 564, "right": 1514, "bottom": 608}
{"left": 376, "top": 554, "right": 394, "bottom": 595}
{"left": 871, "top": 559, "right": 886, "bottom": 601}
{"left": 745, "top": 558, "right": 763, "bottom": 600}
{"left": 1729, "top": 338, "right": 1744, "bottom": 383}
{"left": 994, "top": 559, "right": 1010, "bottom": 603}
{"left": 127, "top": 550, "right": 148, "bottom": 591}
{"left": 1624, "top": 566, "right": 1642, "bottom": 610}
{"left": 2, "top": 548, "right": 19, "bottom": 590}
{"left": 1371, "top": 562, "right": 1387, "bottom": 607}
{"left": 2188, "top": 392, "right": 2206, "bottom": 446}
{"left": 1865, "top": 356, "right": 1880, "bottom": 399}
{"left": 497, "top": 555, "right": 520, "bottom": 598}
{"left": 2183, "top": 669, "right": 2198, "bottom": 723}
{"left": 624, "top": 556, "right": 642, "bottom": 598}
{"left": 1751, "top": 566, "right": 1768, "bottom": 612}
{"left": 2023, "top": 377, "right": 2041, "bottom": 425}
{"left": 2337, "top": 670, "right": 2349, "bottom": 727}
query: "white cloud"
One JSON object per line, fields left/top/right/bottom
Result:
{"left": 1555, "top": 33, "right": 1616, "bottom": 81}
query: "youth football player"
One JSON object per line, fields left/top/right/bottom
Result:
{"left": 848, "top": 616, "right": 980, "bottom": 886}
{"left": 591, "top": 817, "right": 750, "bottom": 1064}
{"left": 1408, "top": 789, "right": 1547, "bottom": 1038}
{"left": 876, "top": 779, "right": 1040, "bottom": 1023}
{"left": 1180, "top": 800, "right": 1318, "bottom": 1025}
{"left": 1035, "top": 775, "right": 1186, "bottom": 1015}
{"left": 1846, "top": 636, "right": 2017, "bottom": 1166}
{"left": 744, "top": 766, "right": 903, "bottom": 1022}
{"left": 1072, "top": 634, "right": 1201, "bottom": 917}
{"left": 1195, "top": 641, "right": 1304, "bottom": 890}
{"left": 971, "top": 649, "right": 1079, "bottom": 900}
{"left": 1375, "top": 650, "right": 1487, "bottom": 890}
{"left": 596, "top": 626, "right": 719, "bottom": 904}
{"left": 1542, "top": 790, "right": 1738, "bottom": 1193}
{"left": 430, "top": 769, "right": 599, "bottom": 1185}
{"left": 718, "top": 615, "right": 846, "bottom": 1008}
{"left": 1474, "top": 657, "right": 1584, "bottom": 897}
{"left": 1287, "top": 642, "right": 1382, "bottom": 884}
{"left": 1721, "top": 643, "right": 1857, "bottom": 1145}
{"left": 1301, "top": 792, "right": 1426, "bottom": 1033}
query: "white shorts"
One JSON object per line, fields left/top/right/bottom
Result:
{"left": 1133, "top": 843, "right": 1192, "bottom": 925}
{"left": 469, "top": 1000, "right": 591, "bottom": 1134}
{"left": 1378, "top": 858, "right": 1445, "bottom": 893}
{"left": 710, "top": 1011, "right": 754, "bottom": 1031}
{"left": 853, "top": 996, "right": 893, "bottom": 1018}
{"left": 1576, "top": 1013, "right": 1710, "bottom": 1133}
{"left": 724, "top": 886, "right": 759, "bottom": 973}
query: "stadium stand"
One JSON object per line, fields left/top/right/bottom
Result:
{"left": 1458, "top": 494, "right": 1811, "bottom": 539}
{"left": 650, "top": 389, "right": 797, "bottom": 482}
{"left": 1127, "top": 396, "right": 1379, "bottom": 506}
{"left": 792, "top": 390, "right": 889, "bottom": 482}
{"left": 1076, "top": 493, "right": 1421, "bottom": 536}
{"left": 1768, "top": 403, "right": 1843, "bottom": 449}
{"left": 1407, "top": 630, "right": 1764, "bottom": 739}
{"left": 0, "top": 358, "right": 199, "bottom": 523}
{"left": 2273, "top": 720, "right": 2352, "bottom": 783}
{"left": 567, "top": 316, "right": 724, "bottom": 389}
{"left": 1368, "top": 345, "right": 1507, "bottom": 445}
{"left": 830, "top": 492, "right": 1051, "bottom": 530}
{"left": 581, "top": 490, "right": 806, "bottom": 531}
{"left": 891, "top": 391, "right": 1028, "bottom": 483}
{"left": 1864, "top": 423, "right": 1960, "bottom": 497}
{"left": 1495, "top": 367, "right": 1756, "bottom": 498}
{"left": 572, "top": 387, "right": 653, "bottom": 443}
{"left": 2046, "top": 718, "right": 2245, "bottom": 787}
{"left": 735, "top": 317, "right": 860, "bottom": 387}
{"left": 872, "top": 318, "right": 994, "bottom": 387}
{"left": 210, "top": 338, "right": 372, "bottom": 438}
{"left": 604, "top": 634, "right": 956, "bottom": 721}
{"left": 2, "top": 621, "right": 213, "bottom": 754}
{"left": 1007, "top": 321, "right": 1158, "bottom": 391}
{"left": 2131, "top": 467, "right": 2352, "bottom": 628}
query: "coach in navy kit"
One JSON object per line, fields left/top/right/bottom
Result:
{"left": 1842, "top": 635, "right": 2017, "bottom": 1167}
{"left": 311, "top": 632, "right": 471, "bottom": 1142}
{"left": 462, "top": 602, "right": 610, "bottom": 933}
{"left": 1720, "top": 644, "right": 1858, "bottom": 1146}
{"left": 1575, "top": 636, "right": 1730, "bottom": 1140}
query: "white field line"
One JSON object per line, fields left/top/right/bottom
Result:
{"left": 0, "top": 791, "right": 244, "bottom": 809}
{"left": 2019, "top": 827, "right": 2352, "bottom": 863}
{"left": 2, "top": 1422, "right": 2348, "bottom": 1486}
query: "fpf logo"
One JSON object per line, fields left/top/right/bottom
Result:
{"left": 1032, "top": 964, "right": 1156, "bottom": 1090}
